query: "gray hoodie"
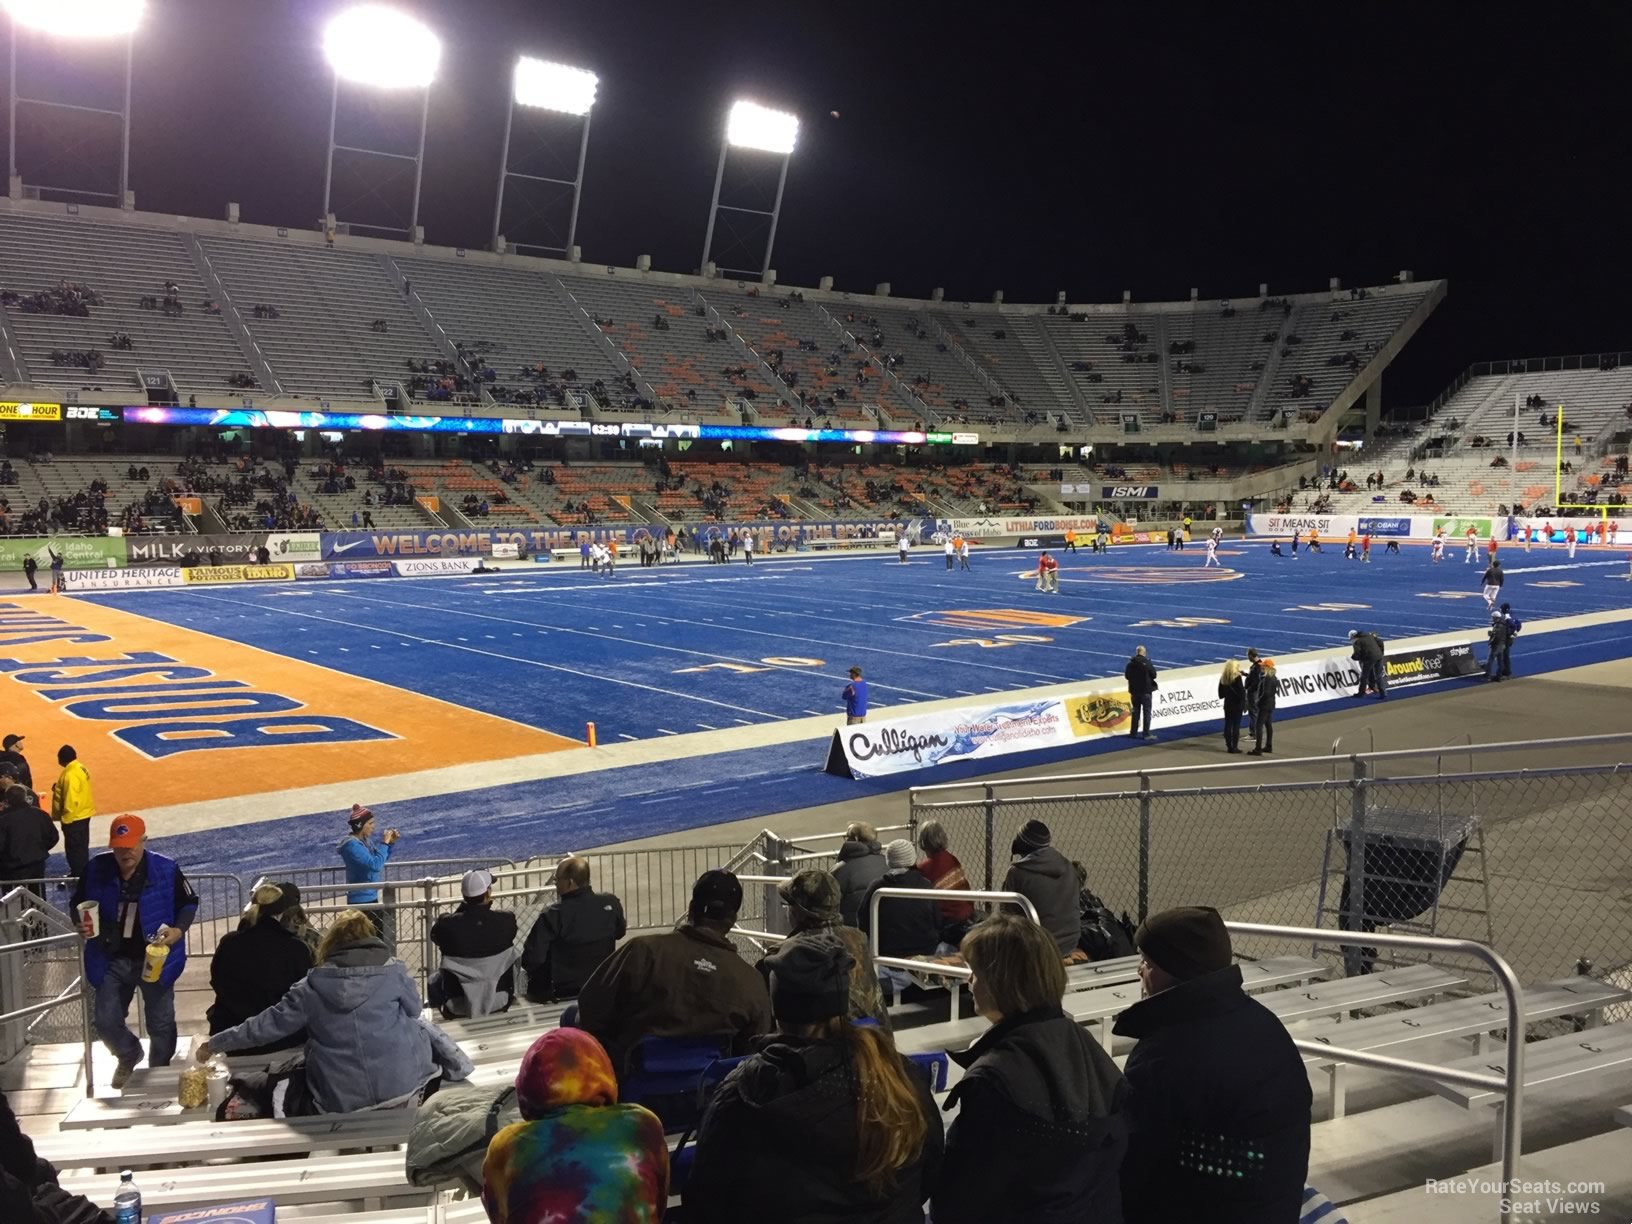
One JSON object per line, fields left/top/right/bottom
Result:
{"left": 1002, "top": 846, "right": 1081, "bottom": 956}
{"left": 210, "top": 936, "right": 474, "bottom": 1113}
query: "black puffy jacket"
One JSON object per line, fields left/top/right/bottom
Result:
{"left": 833, "top": 839, "right": 886, "bottom": 927}
{"left": 859, "top": 868, "right": 942, "bottom": 958}
{"left": 207, "top": 915, "right": 314, "bottom": 1053}
{"left": 685, "top": 1034, "right": 943, "bottom": 1224}
{"left": 935, "top": 1006, "right": 1127, "bottom": 1224}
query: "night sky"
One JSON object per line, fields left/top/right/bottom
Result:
{"left": 11, "top": 0, "right": 1631, "bottom": 405}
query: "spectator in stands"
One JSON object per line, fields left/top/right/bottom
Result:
{"left": 2, "top": 1084, "right": 118, "bottom": 1224}
{"left": 50, "top": 744, "right": 94, "bottom": 881}
{"left": 199, "top": 908, "right": 473, "bottom": 1114}
{"left": 770, "top": 869, "right": 891, "bottom": 1029}
{"left": 575, "top": 870, "right": 771, "bottom": 1080}
{"left": 521, "top": 856, "right": 625, "bottom": 1003}
{"left": 207, "top": 880, "right": 314, "bottom": 1054}
{"left": 338, "top": 803, "right": 398, "bottom": 945}
{"left": 915, "top": 819, "right": 974, "bottom": 944}
{"left": 932, "top": 912, "right": 1128, "bottom": 1223}
{"left": 833, "top": 820, "right": 887, "bottom": 927}
{"left": 1218, "top": 659, "right": 1247, "bottom": 753}
{"left": 73, "top": 815, "right": 196, "bottom": 1087}
{"left": 861, "top": 842, "right": 940, "bottom": 1005}
{"left": 428, "top": 869, "right": 518, "bottom": 1019}
{"left": 0, "top": 736, "right": 30, "bottom": 794}
{"left": 481, "top": 1027, "right": 668, "bottom": 1223}
{"left": 1001, "top": 820, "right": 1080, "bottom": 958}
{"left": 684, "top": 934, "right": 942, "bottom": 1223}
{"left": 1113, "top": 906, "right": 1311, "bottom": 1222}
{"left": 0, "top": 785, "right": 56, "bottom": 889}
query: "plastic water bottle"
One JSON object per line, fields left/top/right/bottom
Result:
{"left": 112, "top": 1169, "right": 142, "bottom": 1224}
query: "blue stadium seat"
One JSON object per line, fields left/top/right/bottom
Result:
{"left": 623, "top": 1033, "right": 735, "bottom": 1131}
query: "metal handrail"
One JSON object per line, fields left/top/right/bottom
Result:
{"left": 908, "top": 731, "right": 1632, "bottom": 800}
{"left": 0, "top": 887, "right": 94, "bottom": 1098}
{"left": 867, "top": 888, "right": 1038, "bottom": 1021}
{"left": 1227, "top": 921, "right": 1524, "bottom": 1221}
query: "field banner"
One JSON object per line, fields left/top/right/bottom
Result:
{"left": 393, "top": 557, "right": 484, "bottom": 577}
{"left": 1433, "top": 515, "right": 1492, "bottom": 540}
{"left": 63, "top": 566, "right": 184, "bottom": 592}
{"left": 0, "top": 537, "right": 127, "bottom": 571}
{"left": 181, "top": 563, "right": 295, "bottom": 585}
{"left": 295, "top": 560, "right": 394, "bottom": 580}
{"left": 827, "top": 643, "right": 1481, "bottom": 779}
{"left": 1357, "top": 515, "right": 1414, "bottom": 537}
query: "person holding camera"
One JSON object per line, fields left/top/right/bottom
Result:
{"left": 339, "top": 804, "right": 399, "bottom": 949}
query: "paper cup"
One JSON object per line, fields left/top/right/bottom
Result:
{"left": 76, "top": 901, "right": 99, "bottom": 939}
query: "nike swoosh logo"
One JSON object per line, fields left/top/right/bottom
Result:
{"left": 332, "top": 540, "right": 366, "bottom": 554}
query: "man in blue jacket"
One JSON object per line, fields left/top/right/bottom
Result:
{"left": 72, "top": 814, "right": 197, "bottom": 1088}
{"left": 339, "top": 804, "right": 399, "bottom": 947}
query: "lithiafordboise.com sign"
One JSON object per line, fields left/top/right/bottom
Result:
{"left": 826, "top": 639, "right": 1482, "bottom": 778}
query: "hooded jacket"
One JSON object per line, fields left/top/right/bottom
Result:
{"left": 1123, "top": 653, "right": 1158, "bottom": 698}
{"left": 858, "top": 867, "right": 941, "bottom": 958}
{"left": 1111, "top": 965, "right": 1312, "bottom": 1223}
{"left": 1249, "top": 660, "right": 1279, "bottom": 713}
{"left": 832, "top": 839, "right": 886, "bottom": 927}
{"left": 208, "top": 936, "right": 474, "bottom": 1113}
{"left": 575, "top": 922, "right": 772, "bottom": 1079}
{"left": 1002, "top": 846, "right": 1080, "bottom": 956}
{"left": 207, "top": 913, "right": 314, "bottom": 1053}
{"left": 407, "top": 1082, "right": 522, "bottom": 1196}
{"left": 684, "top": 1034, "right": 944, "bottom": 1224}
{"left": 480, "top": 1032, "right": 668, "bottom": 1224}
{"left": 49, "top": 760, "right": 93, "bottom": 826}
{"left": 430, "top": 901, "right": 518, "bottom": 1019}
{"left": 934, "top": 1006, "right": 1128, "bottom": 1224}
{"left": 1349, "top": 633, "right": 1383, "bottom": 665}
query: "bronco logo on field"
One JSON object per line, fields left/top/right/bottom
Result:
{"left": 898, "top": 608, "right": 1087, "bottom": 631}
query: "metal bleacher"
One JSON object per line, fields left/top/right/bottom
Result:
{"left": 198, "top": 237, "right": 443, "bottom": 399}
{"left": 0, "top": 211, "right": 249, "bottom": 397}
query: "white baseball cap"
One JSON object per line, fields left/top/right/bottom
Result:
{"left": 461, "top": 869, "right": 493, "bottom": 900}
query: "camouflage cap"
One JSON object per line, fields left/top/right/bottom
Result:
{"left": 778, "top": 869, "right": 842, "bottom": 918}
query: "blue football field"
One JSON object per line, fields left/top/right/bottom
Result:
{"left": 81, "top": 541, "right": 1632, "bottom": 742}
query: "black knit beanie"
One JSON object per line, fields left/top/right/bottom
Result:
{"left": 1135, "top": 906, "right": 1233, "bottom": 981}
{"left": 764, "top": 934, "right": 853, "bottom": 1024}
{"left": 1011, "top": 819, "right": 1051, "bottom": 857}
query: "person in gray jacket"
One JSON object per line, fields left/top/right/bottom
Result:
{"left": 198, "top": 908, "right": 473, "bottom": 1114}
{"left": 831, "top": 821, "right": 887, "bottom": 927}
{"left": 1000, "top": 820, "right": 1081, "bottom": 957}
{"left": 428, "top": 869, "right": 518, "bottom": 1019}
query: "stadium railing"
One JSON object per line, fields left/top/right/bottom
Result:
{"left": 0, "top": 885, "right": 94, "bottom": 1094}
{"left": 866, "top": 887, "right": 1038, "bottom": 1020}
{"left": 908, "top": 732, "right": 1632, "bottom": 995}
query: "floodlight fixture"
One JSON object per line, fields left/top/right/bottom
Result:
{"left": 725, "top": 100, "right": 798, "bottom": 155}
{"left": 7, "top": 0, "right": 142, "bottom": 203}
{"left": 513, "top": 57, "right": 597, "bottom": 116}
{"left": 3, "top": 0, "right": 144, "bottom": 39}
{"left": 322, "top": 4, "right": 441, "bottom": 90}
{"left": 701, "top": 99, "right": 799, "bottom": 281}
{"left": 491, "top": 55, "right": 599, "bottom": 255}
{"left": 320, "top": 5, "right": 442, "bottom": 238}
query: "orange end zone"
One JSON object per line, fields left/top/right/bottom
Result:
{"left": 0, "top": 598, "right": 578, "bottom": 812}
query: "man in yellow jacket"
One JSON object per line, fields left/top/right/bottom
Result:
{"left": 51, "top": 744, "right": 95, "bottom": 877}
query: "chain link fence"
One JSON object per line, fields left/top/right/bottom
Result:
{"left": 912, "top": 739, "right": 1632, "bottom": 994}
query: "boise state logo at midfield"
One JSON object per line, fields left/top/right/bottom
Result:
{"left": 1022, "top": 565, "right": 1244, "bottom": 584}
{"left": 897, "top": 609, "right": 1089, "bottom": 631}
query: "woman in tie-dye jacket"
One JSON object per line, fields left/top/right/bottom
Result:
{"left": 481, "top": 1027, "right": 669, "bottom": 1223}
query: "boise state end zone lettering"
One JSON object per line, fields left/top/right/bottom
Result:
{"left": 0, "top": 606, "right": 391, "bottom": 759}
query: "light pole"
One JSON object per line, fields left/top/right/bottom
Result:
{"left": 491, "top": 57, "right": 597, "bottom": 256}
{"left": 5, "top": 0, "right": 145, "bottom": 205}
{"left": 320, "top": 3, "right": 440, "bottom": 239}
{"left": 700, "top": 99, "right": 798, "bottom": 281}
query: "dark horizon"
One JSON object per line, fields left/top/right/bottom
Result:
{"left": 7, "top": 0, "right": 1629, "bottom": 408}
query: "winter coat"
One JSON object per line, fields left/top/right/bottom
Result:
{"left": 1002, "top": 845, "right": 1081, "bottom": 956}
{"left": 833, "top": 839, "right": 886, "bottom": 927}
{"left": 521, "top": 888, "right": 626, "bottom": 1002}
{"left": 858, "top": 867, "right": 942, "bottom": 958}
{"left": 684, "top": 1034, "right": 943, "bottom": 1224}
{"left": 917, "top": 848, "right": 974, "bottom": 925}
{"left": 406, "top": 1082, "right": 521, "bottom": 1196}
{"left": 338, "top": 833, "right": 392, "bottom": 905}
{"left": 49, "top": 760, "right": 93, "bottom": 827}
{"left": 1250, "top": 662, "right": 1279, "bottom": 713}
{"left": 1124, "top": 654, "right": 1159, "bottom": 698}
{"left": 0, "top": 750, "right": 31, "bottom": 791}
{"left": 1112, "top": 965, "right": 1312, "bottom": 1223}
{"left": 934, "top": 1006, "right": 1128, "bottom": 1224}
{"left": 0, "top": 802, "right": 58, "bottom": 877}
{"left": 207, "top": 913, "right": 314, "bottom": 1053}
{"left": 575, "top": 922, "right": 772, "bottom": 1079}
{"left": 430, "top": 902, "right": 518, "bottom": 1018}
{"left": 1218, "top": 677, "right": 1246, "bottom": 717}
{"left": 1350, "top": 633, "right": 1383, "bottom": 665}
{"left": 483, "top": 1093, "right": 667, "bottom": 1224}
{"left": 208, "top": 936, "right": 474, "bottom": 1113}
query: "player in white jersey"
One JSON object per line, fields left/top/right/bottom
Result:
{"left": 1464, "top": 527, "right": 1478, "bottom": 563}
{"left": 1203, "top": 536, "right": 1221, "bottom": 567}
{"left": 1431, "top": 531, "right": 1445, "bottom": 563}
{"left": 944, "top": 537, "right": 955, "bottom": 570}
{"left": 897, "top": 534, "right": 910, "bottom": 563}
{"left": 958, "top": 537, "right": 972, "bottom": 570}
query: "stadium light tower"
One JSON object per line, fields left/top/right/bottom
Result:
{"left": 491, "top": 56, "right": 598, "bottom": 256}
{"left": 700, "top": 99, "right": 798, "bottom": 281}
{"left": 320, "top": 4, "right": 441, "bottom": 238}
{"left": 5, "top": 0, "right": 145, "bottom": 205}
